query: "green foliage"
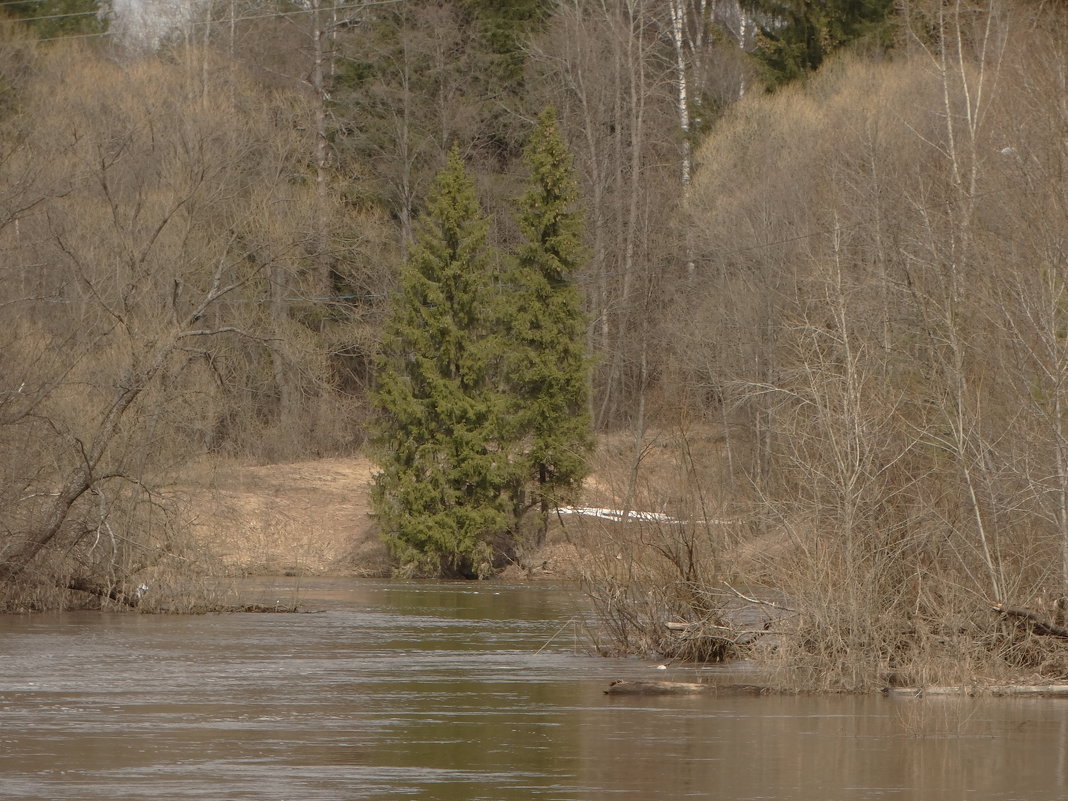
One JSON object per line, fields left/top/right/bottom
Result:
{"left": 459, "top": 0, "right": 552, "bottom": 88}
{"left": 330, "top": 1, "right": 483, "bottom": 235}
{"left": 371, "top": 113, "right": 593, "bottom": 574}
{"left": 742, "top": 0, "right": 896, "bottom": 86}
{"left": 371, "top": 148, "right": 508, "bottom": 578}
{"left": 503, "top": 107, "right": 593, "bottom": 542}
{"left": 3, "top": 0, "right": 107, "bottom": 40}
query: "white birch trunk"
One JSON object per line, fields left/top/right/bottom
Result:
{"left": 669, "top": 0, "right": 691, "bottom": 188}
{"left": 311, "top": 0, "right": 331, "bottom": 300}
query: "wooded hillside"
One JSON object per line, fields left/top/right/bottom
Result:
{"left": 3, "top": 0, "right": 1068, "bottom": 689}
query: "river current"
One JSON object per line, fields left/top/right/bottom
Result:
{"left": 1, "top": 578, "right": 1067, "bottom": 800}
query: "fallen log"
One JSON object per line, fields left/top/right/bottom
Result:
{"left": 884, "top": 684, "right": 1068, "bottom": 698}
{"left": 993, "top": 604, "right": 1068, "bottom": 639}
{"left": 605, "top": 680, "right": 770, "bottom": 696}
{"left": 990, "top": 684, "right": 1068, "bottom": 697}
{"left": 606, "top": 680, "right": 706, "bottom": 695}
{"left": 67, "top": 577, "right": 142, "bottom": 608}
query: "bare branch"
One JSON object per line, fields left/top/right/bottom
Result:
{"left": 722, "top": 581, "right": 796, "bottom": 614}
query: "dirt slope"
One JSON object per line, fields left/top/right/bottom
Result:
{"left": 188, "top": 456, "right": 391, "bottom": 576}
{"left": 186, "top": 429, "right": 732, "bottom": 579}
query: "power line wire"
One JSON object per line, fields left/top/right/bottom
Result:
{"left": 3, "top": 8, "right": 98, "bottom": 24}
{"left": 0, "top": 0, "right": 87, "bottom": 7}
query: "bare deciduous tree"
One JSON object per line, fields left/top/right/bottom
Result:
{"left": 0, "top": 45, "right": 338, "bottom": 606}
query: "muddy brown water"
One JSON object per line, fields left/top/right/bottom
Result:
{"left": 2, "top": 578, "right": 1068, "bottom": 800}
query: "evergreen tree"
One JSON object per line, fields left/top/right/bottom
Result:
{"left": 742, "top": 0, "right": 896, "bottom": 86}
{"left": 371, "top": 148, "right": 508, "bottom": 578}
{"left": 460, "top": 0, "right": 552, "bottom": 88}
{"left": 4, "top": 0, "right": 108, "bottom": 40}
{"left": 504, "top": 108, "right": 593, "bottom": 543}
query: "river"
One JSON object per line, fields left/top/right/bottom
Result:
{"left": 1, "top": 578, "right": 1067, "bottom": 800}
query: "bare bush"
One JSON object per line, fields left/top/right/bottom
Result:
{"left": 588, "top": 1, "right": 1068, "bottom": 689}
{"left": 0, "top": 45, "right": 341, "bottom": 608}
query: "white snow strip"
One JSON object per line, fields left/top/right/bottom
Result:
{"left": 556, "top": 507, "right": 737, "bottom": 526}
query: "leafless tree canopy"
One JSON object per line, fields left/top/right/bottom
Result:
{"left": 2, "top": 0, "right": 1068, "bottom": 687}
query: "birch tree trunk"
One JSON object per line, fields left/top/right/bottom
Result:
{"left": 311, "top": 0, "right": 332, "bottom": 301}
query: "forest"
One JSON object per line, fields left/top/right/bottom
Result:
{"left": 1, "top": 0, "right": 1068, "bottom": 690}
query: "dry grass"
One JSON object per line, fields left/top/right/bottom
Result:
{"left": 178, "top": 456, "right": 391, "bottom": 578}
{"left": 175, "top": 427, "right": 735, "bottom": 584}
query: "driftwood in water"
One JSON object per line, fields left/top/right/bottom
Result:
{"left": 993, "top": 604, "right": 1068, "bottom": 639}
{"left": 885, "top": 684, "right": 1068, "bottom": 698}
{"left": 989, "top": 684, "right": 1068, "bottom": 696}
{"left": 228, "top": 603, "right": 303, "bottom": 613}
{"left": 606, "top": 680, "right": 706, "bottom": 695}
{"left": 605, "top": 680, "right": 770, "bottom": 696}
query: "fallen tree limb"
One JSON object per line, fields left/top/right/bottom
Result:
{"left": 663, "top": 620, "right": 769, "bottom": 644}
{"left": 885, "top": 684, "right": 1068, "bottom": 698}
{"left": 605, "top": 680, "right": 771, "bottom": 696}
{"left": 722, "top": 582, "right": 797, "bottom": 614}
{"left": 606, "top": 680, "right": 706, "bottom": 695}
{"left": 67, "top": 577, "right": 141, "bottom": 608}
{"left": 992, "top": 604, "right": 1068, "bottom": 639}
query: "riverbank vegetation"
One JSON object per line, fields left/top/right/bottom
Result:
{"left": 2, "top": 0, "right": 1068, "bottom": 692}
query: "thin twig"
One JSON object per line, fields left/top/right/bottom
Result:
{"left": 535, "top": 616, "right": 579, "bottom": 655}
{"left": 722, "top": 581, "right": 797, "bottom": 613}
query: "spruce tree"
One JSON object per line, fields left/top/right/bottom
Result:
{"left": 5, "top": 0, "right": 108, "bottom": 39}
{"left": 371, "top": 148, "right": 507, "bottom": 578}
{"left": 742, "top": 0, "right": 896, "bottom": 87}
{"left": 504, "top": 108, "right": 593, "bottom": 542}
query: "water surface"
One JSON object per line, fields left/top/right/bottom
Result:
{"left": 1, "top": 578, "right": 1067, "bottom": 800}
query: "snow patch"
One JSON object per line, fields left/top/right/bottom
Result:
{"left": 556, "top": 507, "right": 736, "bottom": 525}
